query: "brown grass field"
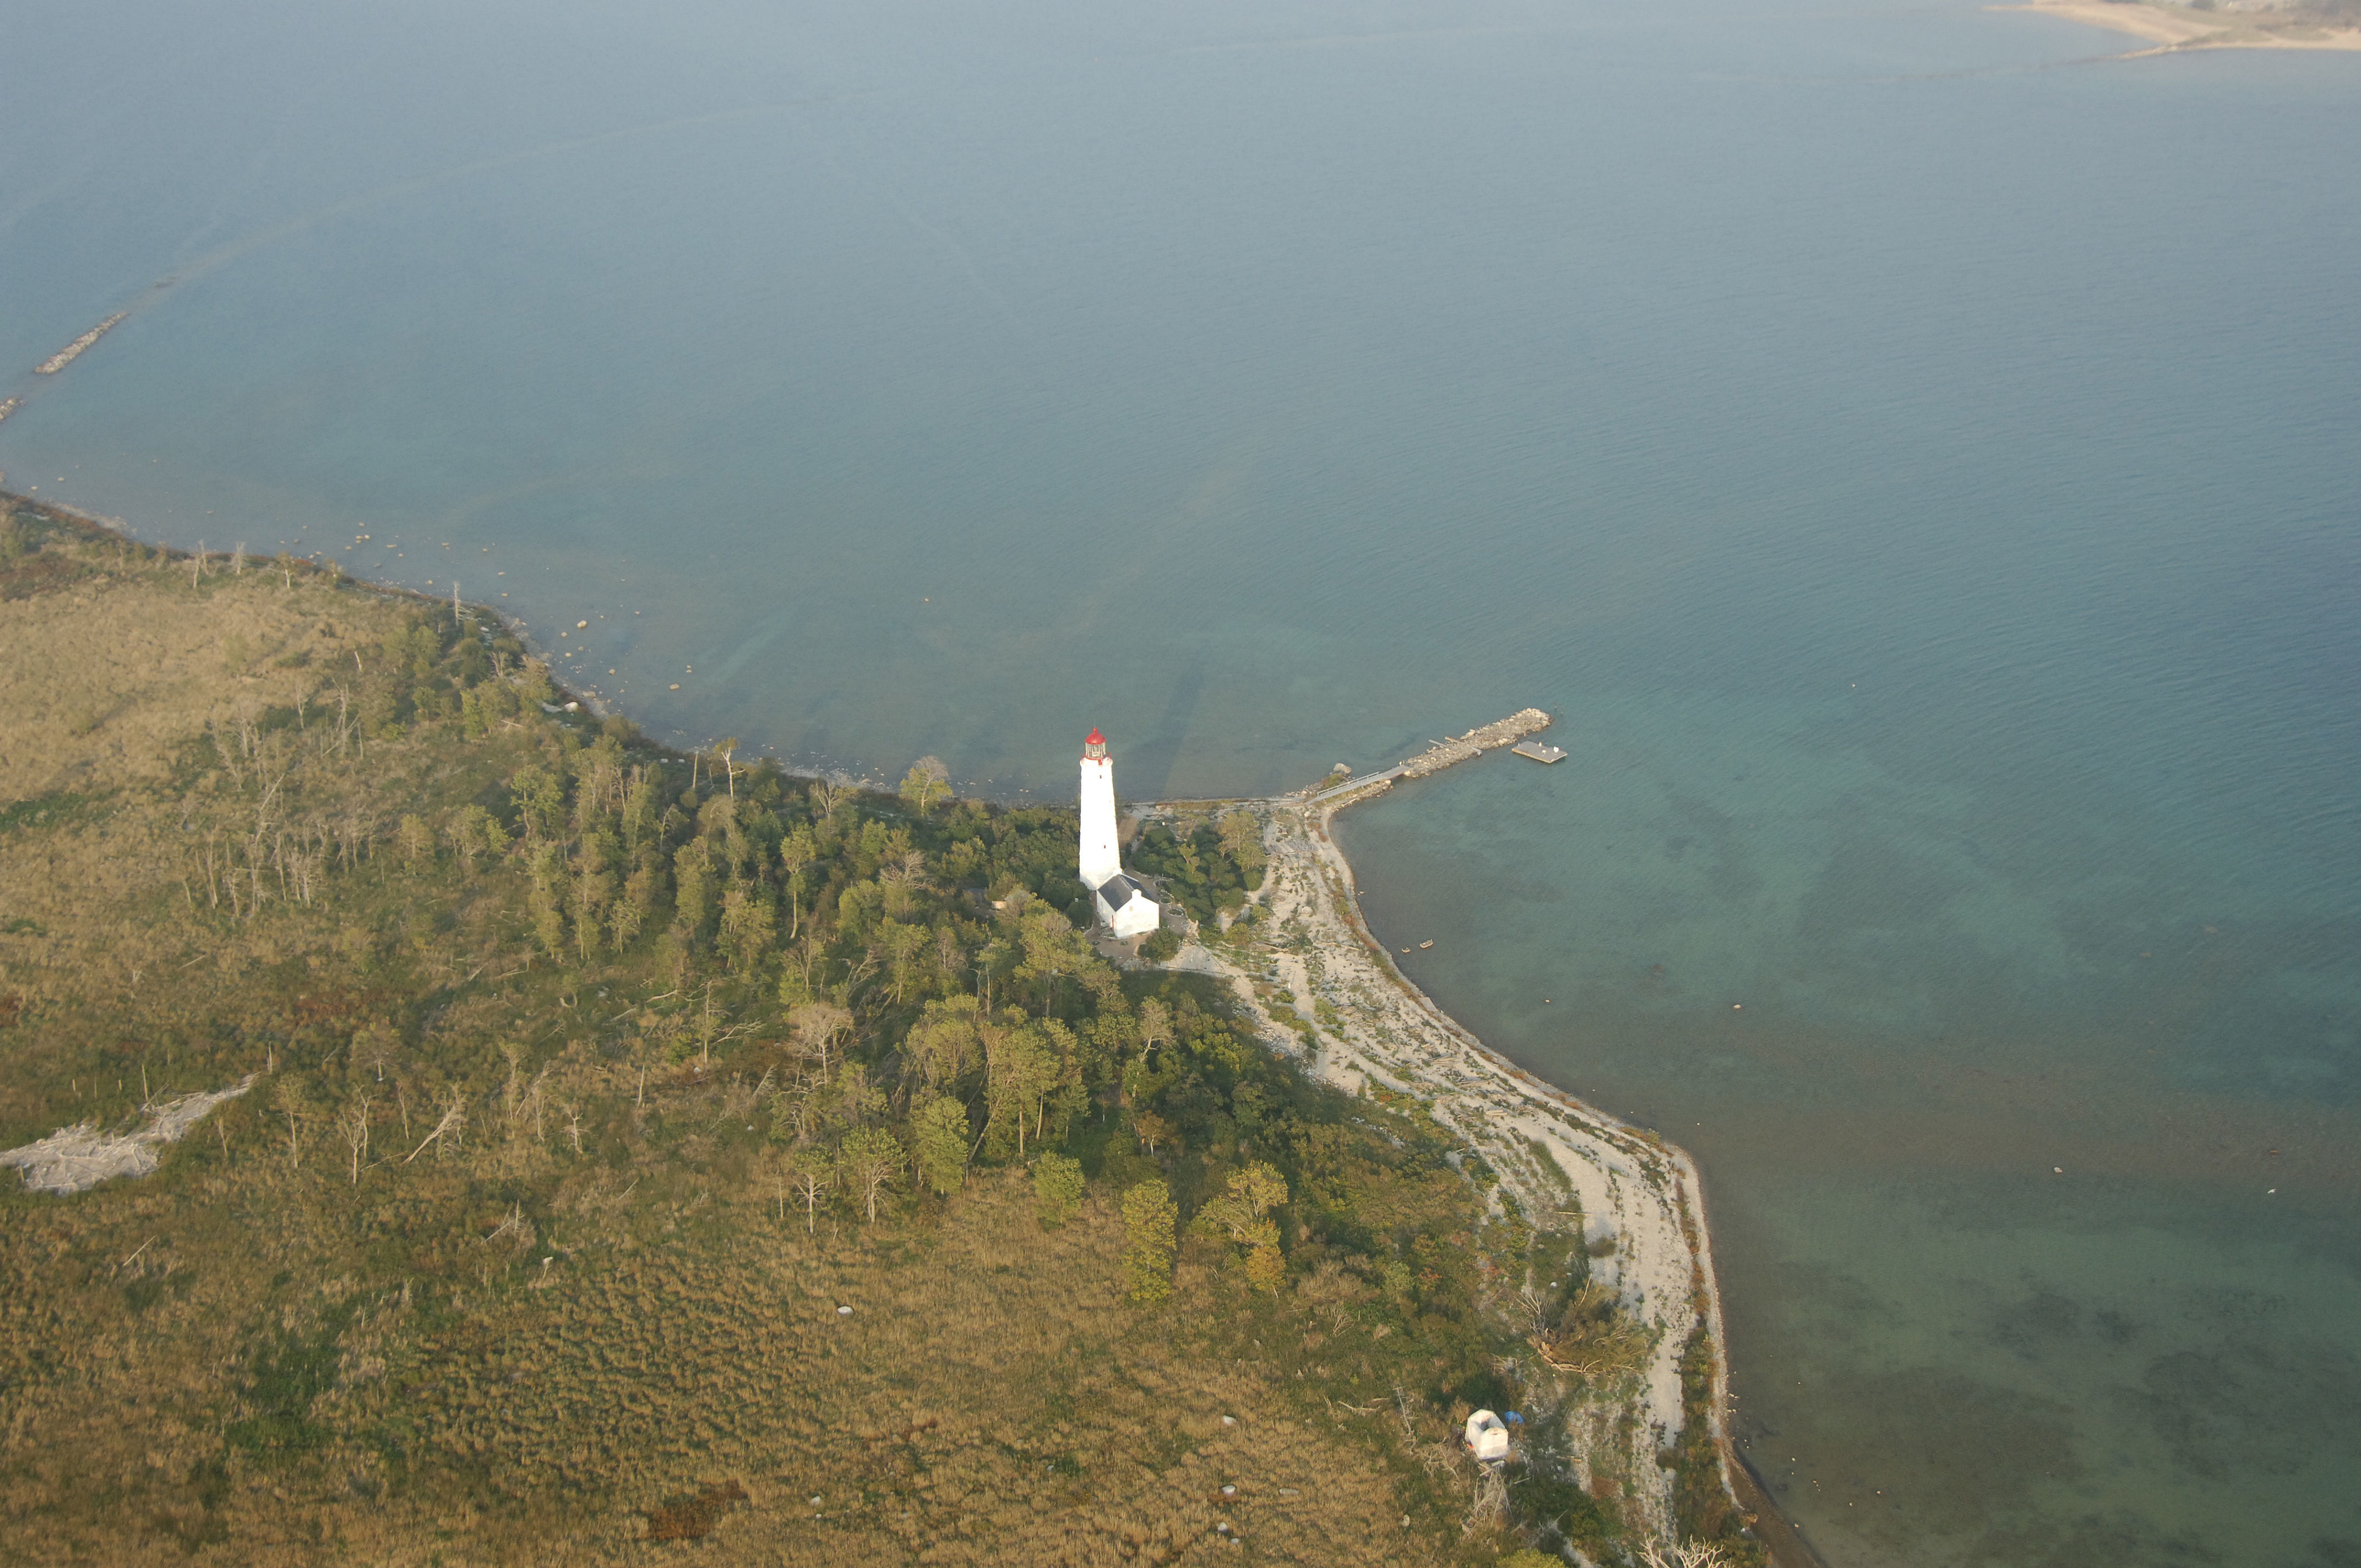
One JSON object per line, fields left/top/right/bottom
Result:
{"left": 0, "top": 498, "right": 1755, "bottom": 1567}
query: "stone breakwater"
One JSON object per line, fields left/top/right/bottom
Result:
{"left": 1400, "top": 706, "right": 1554, "bottom": 777}
{"left": 36, "top": 313, "right": 129, "bottom": 375}
{"left": 1151, "top": 711, "right": 1749, "bottom": 1554}
{"left": 1310, "top": 707, "right": 1553, "bottom": 802}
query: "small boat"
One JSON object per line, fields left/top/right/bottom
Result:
{"left": 1418, "top": 940, "right": 1434, "bottom": 950}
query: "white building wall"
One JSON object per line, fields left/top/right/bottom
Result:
{"left": 1079, "top": 755, "right": 1121, "bottom": 890}
{"left": 1106, "top": 890, "right": 1161, "bottom": 940}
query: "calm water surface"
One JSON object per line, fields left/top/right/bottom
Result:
{"left": 4, "top": 2, "right": 2357, "bottom": 1561}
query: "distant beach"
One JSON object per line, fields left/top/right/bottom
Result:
{"left": 1998, "top": 0, "right": 2361, "bottom": 52}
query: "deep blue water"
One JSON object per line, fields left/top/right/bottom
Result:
{"left": 5, "top": 2, "right": 2358, "bottom": 1560}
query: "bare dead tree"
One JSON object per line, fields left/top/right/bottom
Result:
{"left": 789, "top": 1153, "right": 831, "bottom": 1235}
{"left": 502, "top": 1043, "right": 526, "bottom": 1126}
{"left": 1639, "top": 1545, "right": 1736, "bottom": 1568}
{"left": 341, "top": 1095, "right": 371, "bottom": 1184}
{"left": 1461, "top": 1463, "right": 1508, "bottom": 1537}
{"left": 403, "top": 1090, "right": 466, "bottom": 1164}
{"left": 789, "top": 1000, "right": 853, "bottom": 1082}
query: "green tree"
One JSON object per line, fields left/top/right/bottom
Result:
{"left": 510, "top": 764, "right": 565, "bottom": 843}
{"left": 1193, "top": 1161, "right": 1290, "bottom": 1292}
{"left": 527, "top": 843, "right": 569, "bottom": 957}
{"left": 1017, "top": 907, "right": 1092, "bottom": 1012}
{"left": 574, "top": 827, "right": 620, "bottom": 961}
{"left": 398, "top": 813, "right": 433, "bottom": 867}
{"left": 719, "top": 886, "right": 776, "bottom": 973}
{"left": 836, "top": 1125, "right": 904, "bottom": 1223}
{"left": 910, "top": 1095, "right": 971, "bottom": 1197}
{"left": 446, "top": 804, "right": 502, "bottom": 870}
{"left": 1033, "top": 1152, "right": 1086, "bottom": 1229}
{"left": 986, "top": 1021, "right": 1062, "bottom": 1157}
{"left": 786, "top": 1145, "right": 833, "bottom": 1234}
{"left": 1120, "top": 1179, "right": 1177, "bottom": 1303}
{"left": 778, "top": 823, "right": 817, "bottom": 939}
{"left": 673, "top": 837, "right": 716, "bottom": 941}
{"left": 899, "top": 755, "right": 951, "bottom": 816}
{"left": 903, "top": 995, "right": 981, "bottom": 1094}
{"left": 622, "top": 765, "right": 662, "bottom": 855}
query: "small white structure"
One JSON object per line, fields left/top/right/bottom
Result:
{"left": 1078, "top": 727, "right": 1162, "bottom": 939}
{"left": 1464, "top": 1409, "right": 1510, "bottom": 1463}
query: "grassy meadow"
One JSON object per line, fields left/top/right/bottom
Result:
{"left": 0, "top": 498, "right": 1734, "bottom": 1566}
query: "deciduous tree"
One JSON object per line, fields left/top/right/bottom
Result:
{"left": 836, "top": 1125, "right": 903, "bottom": 1223}
{"left": 720, "top": 887, "right": 776, "bottom": 974}
{"left": 1120, "top": 1179, "right": 1177, "bottom": 1303}
{"left": 910, "top": 1095, "right": 970, "bottom": 1197}
{"left": 790, "top": 1001, "right": 853, "bottom": 1080}
{"left": 787, "top": 1146, "right": 833, "bottom": 1233}
{"left": 899, "top": 755, "right": 950, "bottom": 816}
{"left": 1032, "top": 1152, "right": 1085, "bottom": 1229}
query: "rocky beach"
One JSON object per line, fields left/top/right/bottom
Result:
{"left": 1151, "top": 714, "right": 1758, "bottom": 1555}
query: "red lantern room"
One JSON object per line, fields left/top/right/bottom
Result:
{"left": 1082, "top": 728, "right": 1107, "bottom": 760}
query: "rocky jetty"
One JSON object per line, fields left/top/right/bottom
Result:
{"left": 1400, "top": 706, "right": 1554, "bottom": 777}
{"left": 35, "top": 313, "right": 128, "bottom": 375}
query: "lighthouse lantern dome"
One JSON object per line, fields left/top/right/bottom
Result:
{"left": 1082, "top": 728, "right": 1107, "bottom": 760}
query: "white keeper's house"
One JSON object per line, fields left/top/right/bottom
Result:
{"left": 1077, "top": 727, "right": 1162, "bottom": 939}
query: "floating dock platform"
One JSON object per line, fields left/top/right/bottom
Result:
{"left": 1512, "top": 740, "right": 1566, "bottom": 764}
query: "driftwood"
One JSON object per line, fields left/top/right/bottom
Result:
{"left": 0, "top": 1075, "right": 262, "bottom": 1195}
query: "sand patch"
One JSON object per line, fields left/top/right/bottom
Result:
{"left": 1995, "top": 0, "right": 2361, "bottom": 51}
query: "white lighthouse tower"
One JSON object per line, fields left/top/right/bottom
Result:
{"left": 1078, "top": 728, "right": 1162, "bottom": 939}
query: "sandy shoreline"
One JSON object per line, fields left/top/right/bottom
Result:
{"left": 1995, "top": 0, "right": 2361, "bottom": 52}
{"left": 1146, "top": 713, "right": 1804, "bottom": 1561}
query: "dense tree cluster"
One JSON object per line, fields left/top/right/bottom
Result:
{"left": 1128, "top": 810, "right": 1266, "bottom": 925}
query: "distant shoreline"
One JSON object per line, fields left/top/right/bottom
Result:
{"left": 1996, "top": 0, "right": 2361, "bottom": 53}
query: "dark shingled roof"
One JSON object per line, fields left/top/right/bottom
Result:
{"left": 1094, "top": 873, "right": 1145, "bottom": 910}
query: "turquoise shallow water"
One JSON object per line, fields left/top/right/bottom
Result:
{"left": 5, "top": 1, "right": 2358, "bottom": 1560}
